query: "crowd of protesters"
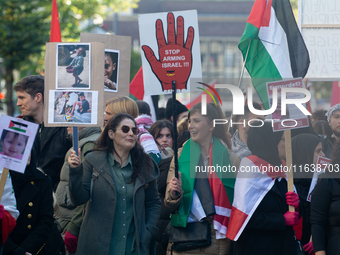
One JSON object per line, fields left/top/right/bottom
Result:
{"left": 0, "top": 74, "right": 340, "bottom": 255}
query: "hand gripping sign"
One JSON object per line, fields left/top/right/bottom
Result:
{"left": 139, "top": 10, "right": 202, "bottom": 95}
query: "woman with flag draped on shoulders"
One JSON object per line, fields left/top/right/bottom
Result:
{"left": 226, "top": 121, "right": 300, "bottom": 255}
{"left": 164, "top": 103, "right": 239, "bottom": 255}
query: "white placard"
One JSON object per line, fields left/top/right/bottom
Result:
{"left": 299, "top": 0, "right": 340, "bottom": 79}
{"left": 0, "top": 115, "right": 39, "bottom": 173}
{"left": 300, "top": 0, "right": 340, "bottom": 25}
{"left": 307, "top": 156, "right": 331, "bottom": 202}
{"left": 139, "top": 10, "right": 202, "bottom": 96}
{"left": 48, "top": 90, "right": 98, "bottom": 125}
{"left": 56, "top": 43, "right": 91, "bottom": 89}
{"left": 266, "top": 78, "right": 309, "bottom": 132}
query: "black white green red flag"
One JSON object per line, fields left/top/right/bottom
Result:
{"left": 239, "top": 0, "right": 310, "bottom": 109}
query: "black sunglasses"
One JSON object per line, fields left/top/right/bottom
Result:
{"left": 121, "top": 125, "right": 139, "bottom": 135}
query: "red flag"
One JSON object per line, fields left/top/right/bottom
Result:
{"left": 331, "top": 81, "right": 340, "bottom": 107}
{"left": 129, "top": 67, "right": 144, "bottom": 100}
{"left": 50, "top": 0, "right": 62, "bottom": 42}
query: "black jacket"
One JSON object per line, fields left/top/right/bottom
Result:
{"left": 4, "top": 170, "right": 54, "bottom": 255}
{"left": 233, "top": 179, "right": 296, "bottom": 255}
{"left": 156, "top": 157, "right": 172, "bottom": 255}
{"left": 311, "top": 175, "right": 340, "bottom": 254}
{"left": 23, "top": 116, "right": 71, "bottom": 189}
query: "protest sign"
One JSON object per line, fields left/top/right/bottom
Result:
{"left": 44, "top": 42, "right": 104, "bottom": 127}
{"left": 298, "top": 0, "right": 340, "bottom": 79}
{"left": 0, "top": 115, "right": 38, "bottom": 173}
{"left": 80, "top": 33, "right": 131, "bottom": 108}
{"left": 48, "top": 90, "right": 99, "bottom": 125}
{"left": 267, "top": 78, "right": 309, "bottom": 132}
{"left": 139, "top": 10, "right": 202, "bottom": 96}
{"left": 307, "top": 156, "right": 331, "bottom": 202}
{"left": 55, "top": 43, "right": 91, "bottom": 89}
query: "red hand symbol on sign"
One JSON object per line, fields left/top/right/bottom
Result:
{"left": 142, "top": 12, "right": 194, "bottom": 91}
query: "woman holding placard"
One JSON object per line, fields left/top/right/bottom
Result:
{"left": 310, "top": 140, "right": 340, "bottom": 255}
{"left": 64, "top": 96, "right": 140, "bottom": 254}
{"left": 68, "top": 113, "right": 161, "bottom": 255}
{"left": 228, "top": 121, "right": 299, "bottom": 255}
{"left": 165, "top": 103, "right": 237, "bottom": 255}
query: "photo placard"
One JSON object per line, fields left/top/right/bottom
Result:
{"left": 80, "top": 33, "right": 131, "bottom": 111}
{"left": 104, "top": 49, "right": 120, "bottom": 92}
{"left": 56, "top": 43, "right": 91, "bottom": 89}
{"left": 48, "top": 90, "right": 99, "bottom": 125}
{"left": 44, "top": 42, "right": 104, "bottom": 127}
{"left": 0, "top": 115, "right": 39, "bottom": 173}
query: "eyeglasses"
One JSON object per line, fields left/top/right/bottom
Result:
{"left": 121, "top": 125, "right": 139, "bottom": 135}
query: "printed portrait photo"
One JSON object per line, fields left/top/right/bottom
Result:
{"left": 104, "top": 49, "right": 119, "bottom": 92}
{"left": 0, "top": 130, "right": 29, "bottom": 160}
{"left": 50, "top": 90, "right": 98, "bottom": 125}
{"left": 56, "top": 43, "right": 91, "bottom": 89}
{"left": 0, "top": 115, "right": 39, "bottom": 173}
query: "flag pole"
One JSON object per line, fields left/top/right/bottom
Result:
{"left": 172, "top": 81, "right": 179, "bottom": 179}
{"left": 227, "top": 39, "right": 252, "bottom": 133}
{"left": 0, "top": 168, "right": 9, "bottom": 202}
{"left": 285, "top": 129, "right": 295, "bottom": 212}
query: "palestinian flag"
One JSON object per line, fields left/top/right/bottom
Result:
{"left": 239, "top": 0, "right": 310, "bottom": 109}
{"left": 171, "top": 137, "right": 235, "bottom": 239}
{"left": 8, "top": 120, "right": 27, "bottom": 133}
{"left": 226, "top": 155, "right": 286, "bottom": 241}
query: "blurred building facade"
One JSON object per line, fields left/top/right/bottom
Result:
{"left": 104, "top": 0, "right": 255, "bottom": 80}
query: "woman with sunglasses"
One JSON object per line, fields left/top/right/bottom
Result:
{"left": 68, "top": 113, "right": 161, "bottom": 255}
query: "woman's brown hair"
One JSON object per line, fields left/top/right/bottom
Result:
{"left": 105, "top": 96, "right": 139, "bottom": 118}
{"left": 149, "top": 120, "right": 174, "bottom": 148}
{"left": 188, "top": 103, "right": 232, "bottom": 149}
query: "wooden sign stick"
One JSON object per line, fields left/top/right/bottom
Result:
{"left": 0, "top": 168, "right": 9, "bottom": 203}
{"left": 284, "top": 129, "right": 295, "bottom": 212}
